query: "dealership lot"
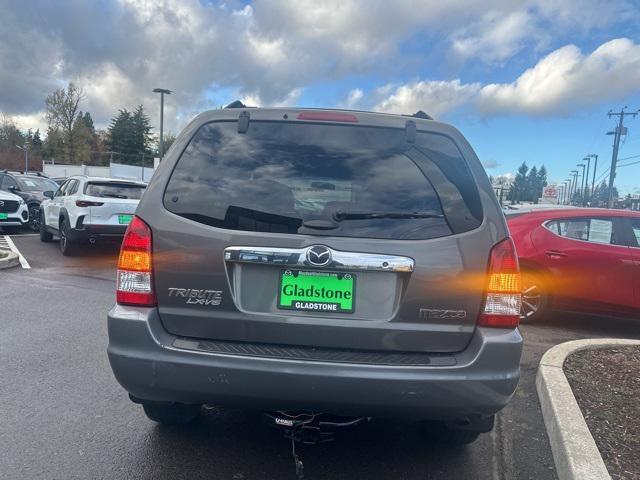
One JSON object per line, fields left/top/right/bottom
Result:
{"left": 2, "top": 234, "right": 639, "bottom": 480}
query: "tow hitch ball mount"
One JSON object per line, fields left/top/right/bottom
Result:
{"left": 264, "top": 412, "right": 370, "bottom": 479}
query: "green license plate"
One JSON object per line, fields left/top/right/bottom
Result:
{"left": 118, "top": 215, "right": 133, "bottom": 225}
{"left": 278, "top": 269, "right": 355, "bottom": 313}
{"left": 0, "top": 213, "right": 7, "bottom": 220}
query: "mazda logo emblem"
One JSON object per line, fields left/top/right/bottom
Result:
{"left": 306, "top": 245, "right": 332, "bottom": 267}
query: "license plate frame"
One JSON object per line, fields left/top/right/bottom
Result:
{"left": 277, "top": 269, "right": 356, "bottom": 313}
{"left": 118, "top": 214, "right": 133, "bottom": 225}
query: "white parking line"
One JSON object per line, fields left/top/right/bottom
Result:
{"left": 2, "top": 235, "right": 31, "bottom": 269}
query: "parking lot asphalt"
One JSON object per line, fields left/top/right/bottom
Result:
{"left": 2, "top": 234, "right": 639, "bottom": 480}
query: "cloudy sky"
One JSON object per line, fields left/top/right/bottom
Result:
{"left": 2, "top": 0, "right": 640, "bottom": 193}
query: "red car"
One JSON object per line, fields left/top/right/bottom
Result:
{"left": 506, "top": 208, "right": 640, "bottom": 321}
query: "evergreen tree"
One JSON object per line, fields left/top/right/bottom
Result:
{"left": 508, "top": 162, "right": 529, "bottom": 203}
{"left": 107, "top": 106, "right": 153, "bottom": 164}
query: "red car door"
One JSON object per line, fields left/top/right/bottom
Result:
{"left": 531, "top": 216, "right": 636, "bottom": 315}
{"left": 628, "top": 218, "right": 640, "bottom": 310}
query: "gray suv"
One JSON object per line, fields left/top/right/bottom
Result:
{"left": 108, "top": 106, "right": 523, "bottom": 445}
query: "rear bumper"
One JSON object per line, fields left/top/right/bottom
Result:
{"left": 68, "top": 224, "right": 127, "bottom": 241}
{"left": 107, "top": 305, "right": 523, "bottom": 420}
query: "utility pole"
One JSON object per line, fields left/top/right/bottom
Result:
{"left": 607, "top": 108, "right": 638, "bottom": 208}
{"left": 586, "top": 154, "right": 598, "bottom": 197}
{"left": 582, "top": 156, "right": 591, "bottom": 204}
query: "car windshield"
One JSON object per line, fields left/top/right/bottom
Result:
{"left": 16, "top": 176, "right": 59, "bottom": 192}
{"left": 164, "top": 121, "right": 483, "bottom": 240}
{"left": 85, "top": 182, "right": 146, "bottom": 199}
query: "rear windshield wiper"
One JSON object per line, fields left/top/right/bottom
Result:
{"left": 333, "top": 210, "right": 444, "bottom": 221}
{"left": 100, "top": 193, "right": 128, "bottom": 199}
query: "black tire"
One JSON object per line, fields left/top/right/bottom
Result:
{"left": 425, "top": 421, "right": 482, "bottom": 446}
{"left": 59, "top": 217, "right": 78, "bottom": 256}
{"left": 520, "top": 269, "right": 549, "bottom": 323}
{"left": 39, "top": 210, "right": 54, "bottom": 242}
{"left": 437, "top": 428, "right": 481, "bottom": 446}
{"left": 28, "top": 204, "right": 41, "bottom": 232}
{"left": 142, "top": 403, "right": 201, "bottom": 425}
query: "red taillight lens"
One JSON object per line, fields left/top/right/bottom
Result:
{"left": 478, "top": 237, "right": 521, "bottom": 328}
{"left": 76, "top": 200, "right": 104, "bottom": 207}
{"left": 116, "top": 216, "right": 156, "bottom": 306}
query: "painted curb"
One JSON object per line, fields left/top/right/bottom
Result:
{"left": 537, "top": 338, "right": 640, "bottom": 480}
{"left": 0, "top": 249, "right": 20, "bottom": 270}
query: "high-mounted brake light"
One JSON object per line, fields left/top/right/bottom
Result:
{"left": 478, "top": 238, "right": 521, "bottom": 328}
{"left": 116, "top": 216, "right": 156, "bottom": 306}
{"left": 296, "top": 112, "right": 359, "bottom": 123}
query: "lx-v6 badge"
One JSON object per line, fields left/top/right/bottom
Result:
{"left": 168, "top": 288, "right": 223, "bottom": 306}
{"left": 419, "top": 308, "right": 467, "bottom": 320}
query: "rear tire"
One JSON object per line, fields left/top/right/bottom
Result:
{"left": 425, "top": 421, "right": 482, "bottom": 446}
{"left": 142, "top": 403, "right": 201, "bottom": 425}
{"left": 28, "top": 204, "right": 41, "bottom": 232}
{"left": 520, "top": 270, "right": 549, "bottom": 323}
{"left": 59, "top": 218, "right": 78, "bottom": 256}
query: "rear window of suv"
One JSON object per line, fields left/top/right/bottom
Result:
{"left": 163, "top": 121, "right": 482, "bottom": 240}
{"left": 85, "top": 182, "right": 146, "bottom": 199}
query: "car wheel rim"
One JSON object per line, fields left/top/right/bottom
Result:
{"left": 29, "top": 207, "right": 40, "bottom": 231}
{"left": 521, "top": 284, "right": 542, "bottom": 319}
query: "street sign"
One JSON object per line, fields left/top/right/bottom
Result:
{"left": 542, "top": 186, "right": 559, "bottom": 204}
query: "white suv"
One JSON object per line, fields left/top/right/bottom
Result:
{"left": 0, "top": 189, "right": 29, "bottom": 233}
{"left": 39, "top": 176, "right": 147, "bottom": 255}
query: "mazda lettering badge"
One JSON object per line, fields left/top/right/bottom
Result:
{"left": 306, "top": 245, "right": 332, "bottom": 266}
{"left": 0, "top": 201, "right": 4, "bottom": 207}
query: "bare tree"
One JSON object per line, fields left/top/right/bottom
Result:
{"left": 45, "top": 82, "right": 85, "bottom": 163}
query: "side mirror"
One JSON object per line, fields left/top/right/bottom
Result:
{"left": 8, "top": 185, "right": 19, "bottom": 193}
{"left": 43, "top": 190, "right": 54, "bottom": 199}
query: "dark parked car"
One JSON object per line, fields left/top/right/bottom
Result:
{"left": 108, "top": 105, "right": 523, "bottom": 446}
{"left": 507, "top": 207, "right": 640, "bottom": 321}
{"left": 0, "top": 171, "right": 60, "bottom": 231}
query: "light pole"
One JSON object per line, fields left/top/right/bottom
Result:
{"left": 153, "top": 88, "right": 172, "bottom": 162}
{"left": 582, "top": 157, "right": 591, "bottom": 204}
{"left": 564, "top": 180, "right": 571, "bottom": 204}
{"left": 576, "top": 163, "right": 586, "bottom": 205}
{"left": 15, "top": 144, "right": 28, "bottom": 173}
{"left": 570, "top": 170, "right": 579, "bottom": 204}
{"left": 585, "top": 154, "right": 598, "bottom": 198}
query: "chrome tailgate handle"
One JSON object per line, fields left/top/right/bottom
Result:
{"left": 224, "top": 246, "right": 414, "bottom": 272}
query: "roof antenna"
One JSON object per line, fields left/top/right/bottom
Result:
{"left": 226, "top": 100, "right": 246, "bottom": 109}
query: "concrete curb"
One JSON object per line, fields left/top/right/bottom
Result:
{"left": 0, "top": 249, "right": 20, "bottom": 270}
{"left": 537, "top": 338, "right": 640, "bottom": 480}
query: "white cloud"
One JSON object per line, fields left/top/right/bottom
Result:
{"left": 373, "top": 80, "right": 481, "bottom": 117}
{"left": 477, "top": 38, "right": 640, "bottom": 115}
{"left": 450, "top": 11, "right": 534, "bottom": 65}
{"left": 367, "top": 38, "right": 640, "bottom": 118}
{"left": 338, "top": 89, "right": 364, "bottom": 109}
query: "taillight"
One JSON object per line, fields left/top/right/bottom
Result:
{"left": 478, "top": 237, "right": 521, "bottom": 328}
{"left": 76, "top": 200, "right": 104, "bottom": 207}
{"left": 116, "top": 216, "right": 156, "bottom": 306}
